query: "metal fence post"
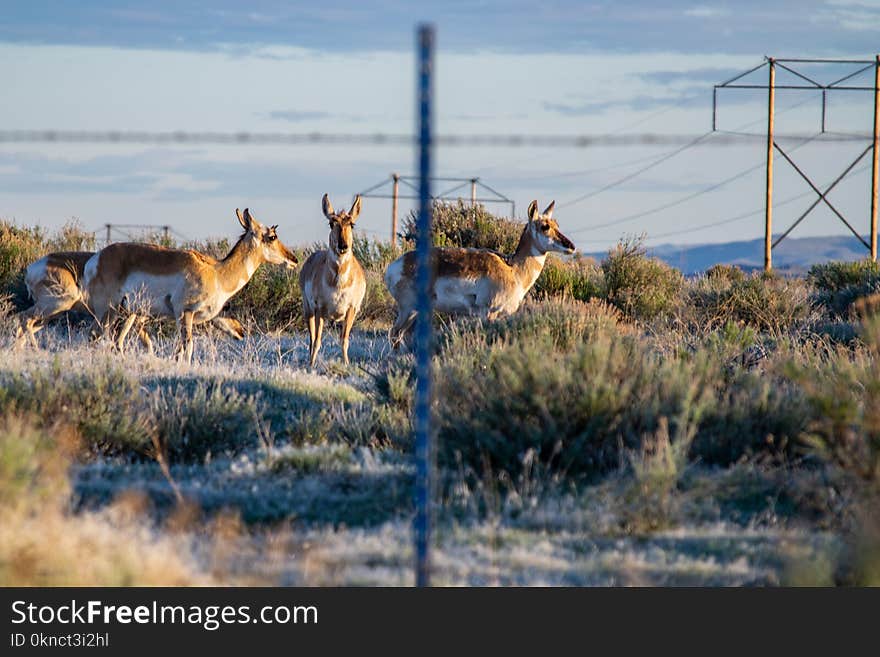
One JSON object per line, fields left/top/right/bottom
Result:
{"left": 413, "top": 23, "right": 435, "bottom": 588}
{"left": 392, "top": 173, "right": 400, "bottom": 247}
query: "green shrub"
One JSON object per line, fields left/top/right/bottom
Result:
{"left": 0, "top": 222, "right": 48, "bottom": 307}
{"left": 808, "top": 260, "right": 880, "bottom": 317}
{"left": 808, "top": 260, "right": 880, "bottom": 293}
{"left": 47, "top": 220, "right": 97, "bottom": 252}
{"left": 618, "top": 416, "right": 695, "bottom": 533}
{"left": 226, "top": 266, "right": 301, "bottom": 333}
{"left": 683, "top": 274, "right": 810, "bottom": 333}
{"left": 0, "top": 365, "right": 152, "bottom": 455}
{"left": 705, "top": 263, "right": 746, "bottom": 283}
{"left": 790, "top": 318, "right": 880, "bottom": 483}
{"left": 359, "top": 269, "right": 396, "bottom": 327}
{"left": 403, "top": 200, "right": 522, "bottom": 253}
{"left": 152, "top": 380, "right": 260, "bottom": 461}
{"left": 439, "top": 298, "right": 624, "bottom": 353}
{"left": 532, "top": 255, "right": 604, "bottom": 302}
{"left": 435, "top": 327, "right": 711, "bottom": 479}
{"left": 0, "top": 415, "right": 68, "bottom": 509}
{"left": 352, "top": 235, "right": 399, "bottom": 272}
{"left": 601, "top": 237, "right": 683, "bottom": 320}
{"left": 433, "top": 301, "right": 811, "bottom": 479}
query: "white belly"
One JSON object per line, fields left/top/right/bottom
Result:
{"left": 120, "top": 272, "right": 186, "bottom": 316}
{"left": 434, "top": 277, "right": 488, "bottom": 315}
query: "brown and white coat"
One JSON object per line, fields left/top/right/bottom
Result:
{"left": 384, "top": 199, "right": 575, "bottom": 347}
{"left": 299, "top": 194, "right": 367, "bottom": 367}
{"left": 82, "top": 208, "right": 297, "bottom": 363}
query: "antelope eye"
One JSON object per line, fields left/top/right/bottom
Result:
{"left": 266, "top": 234, "right": 277, "bottom": 242}
{"left": 541, "top": 223, "right": 550, "bottom": 232}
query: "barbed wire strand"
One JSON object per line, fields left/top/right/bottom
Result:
{"left": 558, "top": 91, "right": 826, "bottom": 211}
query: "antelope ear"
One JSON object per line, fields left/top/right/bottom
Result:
{"left": 236, "top": 208, "right": 249, "bottom": 231}
{"left": 542, "top": 200, "right": 555, "bottom": 218}
{"left": 242, "top": 208, "right": 259, "bottom": 231}
{"left": 349, "top": 195, "right": 362, "bottom": 222}
{"left": 527, "top": 200, "right": 539, "bottom": 222}
{"left": 322, "top": 193, "right": 335, "bottom": 219}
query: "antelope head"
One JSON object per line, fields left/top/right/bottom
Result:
{"left": 526, "top": 200, "right": 576, "bottom": 255}
{"left": 235, "top": 207, "right": 298, "bottom": 268}
{"left": 322, "top": 193, "right": 361, "bottom": 258}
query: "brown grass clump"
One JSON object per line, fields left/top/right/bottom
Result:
{"left": 0, "top": 415, "right": 211, "bottom": 586}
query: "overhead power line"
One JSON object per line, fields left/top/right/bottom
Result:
{"left": 559, "top": 90, "right": 824, "bottom": 211}
{"left": 558, "top": 132, "right": 715, "bottom": 209}
{"left": 645, "top": 160, "right": 873, "bottom": 241}
{"left": 568, "top": 132, "right": 823, "bottom": 235}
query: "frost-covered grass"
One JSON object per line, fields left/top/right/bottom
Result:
{"left": 0, "top": 316, "right": 873, "bottom": 586}
{"left": 3, "top": 215, "right": 880, "bottom": 585}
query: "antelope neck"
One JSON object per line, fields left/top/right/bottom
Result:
{"left": 216, "top": 234, "right": 262, "bottom": 295}
{"left": 327, "top": 248, "right": 354, "bottom": 279}
{"left": 509, "top": 228, "right": 547, "bottom": 289}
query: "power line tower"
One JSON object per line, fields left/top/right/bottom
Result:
{"left": 714, "top": 56, "right": 880, "bottom": 270}
{"left": 356, "top": 174, "right": 515, "bottom": 246}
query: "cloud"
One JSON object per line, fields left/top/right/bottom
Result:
{"left": 0, "top": 149, "right": 391, "bottom": 204}
{"left": 636, "top": 67, "right": 743, "bottom": 86}
{"left": 683, "top": 6, "right": 732, "bottom": 19}
{"left": 543, "top": 92, "right": 710, "bottom": 116}
{"left": 3, "top": 1, "right": 880, "bottom": 56}
{"left": 817, "top": 1, "right": 880, "bottom": 32}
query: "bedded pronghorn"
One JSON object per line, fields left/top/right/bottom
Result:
{"left": 82, "top": 208, "right": 297, "bottom": 363}
{"left": 384, "top": 199, "right": 575, "bottom": 347}
{"left": 13, "top": 250, "right": 248, "bottom": 349}
{"left": 299, "top": 194, "right": 367, "bottom": 367}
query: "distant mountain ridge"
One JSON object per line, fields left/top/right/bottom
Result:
{"left": 584, "top": 234, "right": 872, "bottom": 276}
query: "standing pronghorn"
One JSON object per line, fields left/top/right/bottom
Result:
{"left": 13, "top": 252, "right": 246, "bottom": 349}
{"left": 299, "top": 194, "right": 367, "bottom": 368}
{"left": 82, "top": 208, "right": 297, "bottom": 364}
{"left": 384, "top": 200, "right": 575, "bottom": 347}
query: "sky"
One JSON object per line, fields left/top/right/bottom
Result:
{"left": 1, "top": 1, "right": 879, "bottom": 252}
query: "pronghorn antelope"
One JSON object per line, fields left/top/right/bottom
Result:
{"left": 13, "top": 251, "right": 94, "bottom": 348}
{"left": 299, "top": 194, "right": 367, "bottom": 367}
{"left": 13, "top": 251, "right": 248, "bottom": 350}
{"left": 384, "top": 199, "right": 575, "bottom": 347}
{"left": 82, "top": 208, "right": 297, "bottom": 363}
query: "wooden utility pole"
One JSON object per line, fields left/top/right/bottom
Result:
{"left": 871, "top": 54, "right": 879, "bottom": 262}
{"left": 764, "top": 59, "right": 776, "bottom": 272}
{"left": 391, "top": 173, "right": 400, "bottom": 246}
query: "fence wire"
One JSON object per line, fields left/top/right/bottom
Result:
{"left": 0, "top": 129, "right": 870, "bottom": 148}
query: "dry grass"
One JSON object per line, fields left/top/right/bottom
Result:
{"left": 0, "top": 416, "right": 211, "bottom": 586}
{"left": 4, "top": 212, "right": 880, "bottom": 585}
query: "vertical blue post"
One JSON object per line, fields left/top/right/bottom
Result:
{"left": 414, "top": 23, "right": 435, "bottom": 588}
